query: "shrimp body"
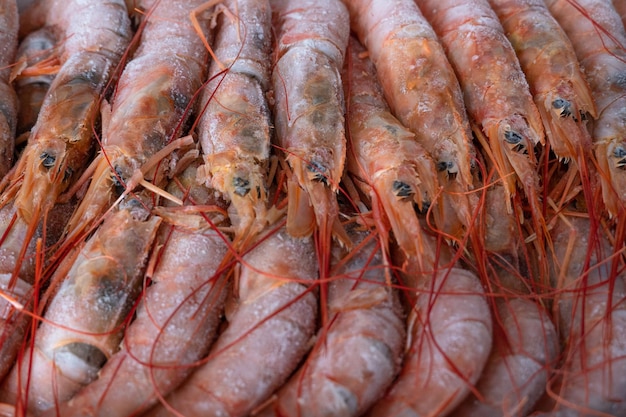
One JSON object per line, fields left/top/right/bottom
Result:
{"left": 271, "top": 0, "right": 349, "bottom": 240}
{"left": 344, "top": 37, "right": 438, "bottom": 265}
{"left": 148, "top": 223, "right": 318, "bottom": 417}
{"left": 66, "top": 0, "right": 211, "bottom": 239}
{"left": 544, "top": 216, "right": 626, "bottom": 416}
{"left": 10, "top": 0, "right": 132, "bottom": 224}
{"left": 46, "top": 173, "right": 230, "bottom": 417}
{"left": 0, "top": 0, "right": 18, "bottom": 178}
{"left": 546, "top": 0, "right": 626, "bottom": 216}
{"left": 488, "top": 0, "right": 596, "bottom": 163}
{"left": 198, "top": 0, "right": 272, "bottom": 244}
{"left": 258, "top": 227, "right": 405, "bottom": 417}
{"left": 345, "top": 0, "right": 475, "bottom": 233}
{"left": 454, "top": 298, "right": 558, "bottom": 416}
{"left": 418, "top": 0, "right": 544, "bottom": 215}
{"left": 367, "top": 268, "right": 493, "bottom": 417}
{"left": 1, "top": 209, "right": 161, "bottom": 414}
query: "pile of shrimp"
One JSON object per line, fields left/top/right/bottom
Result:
{"left": 0, "top": 0, "right": 624, "bottom": 416}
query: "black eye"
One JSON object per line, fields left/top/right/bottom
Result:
{"left": 393, "top": 180, "right": 413, "bottom": 198}
{"left": 40, "top": 152, "right": 56, "bottom": 168}
{"left": 614, "top": 146, "right": 626, "bottom": 159}
{"left": 504, "top": 130, "right": 522, "bottom": 144}
{"left": 233, "top": 177, "right": 251, "bottom": 197}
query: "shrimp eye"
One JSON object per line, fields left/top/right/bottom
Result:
{"left": 504, "top": 130, "right": 527, "bottom": 154}
{"left": 233, "top": 177, "right": 251, "bottom": 197}
{"left": 393, "top": 180, "right": 413, "bottom": 198}
{"left": 111, "top": 166, "right": 126, "bottom": 196}
{"left": 40, "top": 152, "right": 56, "bottom": 168}
{"left": 552, "top": 98, "right": 572, "bottom": 118}
{"left": 307, "top": 161, "right": 329, "bottom": 185}
{"left": 614, "top": 146, "right": 626, "bottom": 169}
{"left": 436, "top": 161, "right": 448, "bottom": 172}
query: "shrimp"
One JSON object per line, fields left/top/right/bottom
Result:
{"left": 545, "top": 0, "right": 626, "bottom": 217}
{"left": 64, "top": 0, "right": 212, "bottom": 242}
{"left": 257, "top": 224, "right": 405, "bottom": 417}
{"left": 0, "top": 0, "right": 18, "bottom": 179}
{"left": 10, "top": 28, "right": 57, "bottom": 144}
{"left": 343, "top": 36, "right": 438, "bottom": 268}
{"left": 41, "top": 162, "right": 231, "bottom": 417}
{"left": 270, "top": 0, "right": 350, "bottom": 245}
{"left": 0, "top": 208, "right": 161, "bottom": 415}
{"left": 366, "top": 266, "right": 492, "bottom": 417}
{"left": 453, "top": 297, "right": 558, "bottom": 417}
{"left": 196, "top": 0, "right": 272, "bottom": 246}
{"left": 146, "top": 220, "right": 318, "bottom": 417}
{"left": 418, "top": 0, "right": 545, "bottom": 224}
{"left": 538, "top": 214, "right": 626, "bottom": 416}
{"left": 343, "top": 0, "right": 476, "bottom": 237}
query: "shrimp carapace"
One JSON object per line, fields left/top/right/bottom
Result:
{"left": 197, "top": 0, "right": 272, "bottom": 248}
{"left": 345, "top": 0, "right": 476, "bottom": 237}
{"left": 546, "top": 0, "right": 626, "bottom": 217}
{"left": 344, "top": 36, "right": 438, "bottom": 267}
{"left": 64, "top": 0, "right": 212, "bottom": 242}
{"left": 258, "top": 224, "right": 405, "bottom": 417}
{"left": 147, "top": 220, "right": 318, "bottom": 417}
{"left": 0, "top": 0, "right": 19, "bottom": 179}
{"left": 271, "top": 0, "right": 350, "bottom": 245}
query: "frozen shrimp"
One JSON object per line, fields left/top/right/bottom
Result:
{"left": 344, "top": 0, "right": 476, "bottom": 235}
{"left": 0, "top": 0, "right": 18, "bottom": 179}
{"left": 197, "top": 0, "right": 272, "bottom": 246}
{"left": 65, "top": 0, "right": 212, "bottom": 241}
{"left": 539, "top": 214, "right": 626, "bottom": 416}
{"left": 11, "top": 28, "right": 57, "bottom": 144}
{"left": 418, "top": 0, "right": 545, "bottom": 225}
{"left": 0, "top": 207, "right": 161, "bottom": 415}
{"left": 546, "top": 0, "right": 626, "bottom": 216}
{"left": 147, "top": 220, "right": 318, "bottom": 417}
{"left": 453, "top": 297, "right": 558, "bottom": 417}
{"left": 367, "top": 267, "right": 492, "bottom": 417}
{"left": 270, "top": 0, "right": 350, "bottom": 244}
{"left": 343, "top": 36, "right": 438, "bottom": 267}
{"left": 258, "top": 225, "right": 405, "bottom": 417}
{"left": 43, "top": 162, "right": 230, "bottom": 417}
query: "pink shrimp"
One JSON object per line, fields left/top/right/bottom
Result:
{"left": 537, "top": 214, "right": 626, "bottom": 416}
{"left": 270, "top": 0, "right": 350, "bottom": 244}
{"left": 0, "top": 208, "right": 161, "bottom": 415}
{"left": 343, "top": 36, "right": 438, "bottom": 268}
{"left": 343, "top": 0, "right": 476, "bottom": 237}
{"left": 64, "top": 0, "right": 212, "bottom": 242}
{"left": 196, "top": 0, "right": 273, "bottom": 246}
{"left": 0, "top": 0, "right": 18, "bottom": 179}
{"left": 257, "top": 224, "right": 405, "bottom": 417}
{"left": 146, "top": 220, "right": 318, "bottom": 417}
{"left": 418, "top": 0, "right": 546, "bottom": 234}
{"left": 366, "top": 267, "right": 492, "bottom": 417}
{"left": 41, "top": 162, "right": 231, "bottom": 417}
{"left": 545, "top": 0, "right": 626, "bottom": 217}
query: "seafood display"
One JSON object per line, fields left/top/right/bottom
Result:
{"left": 0, "top": 0, "right": 625, "bottom": 416}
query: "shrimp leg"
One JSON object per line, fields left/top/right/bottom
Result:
{"left": 197, "top": 0, "right": 272, "bottom": 247}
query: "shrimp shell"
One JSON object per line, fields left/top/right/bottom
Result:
{"left": 546, "top": 0, "right": 626, "bottom": 216}
{"left": 271, "top": 0, "right": 349, "bottom": 240}
{"left": 344, "top": 0, "right": 476, "bottom": 234}
{"left": 258, "top": 227, "right": 405, "bottom": 417}
{"left": 0, "top": 0, "right": 18, "bottom": 178}
{"left": 344, "top": 36, "right": 438, "bottom": 266}
{"left": 197, "top": 0, "right": 272, "bottom": 244}
{"left": 147, "top": 222, "right": 318, "bottom": 417}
